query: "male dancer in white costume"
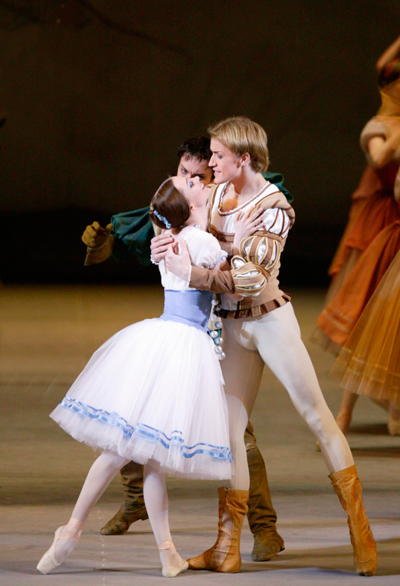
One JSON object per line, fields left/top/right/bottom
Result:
{"left": 154, "top": 117, "right": 377, "bottom": 576}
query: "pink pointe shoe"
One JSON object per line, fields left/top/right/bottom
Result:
{"left": 37, "top": 520, "right": 83, "bottom": 574}
{"left": 158, "top": 540, "right": 189, "bottom": 578}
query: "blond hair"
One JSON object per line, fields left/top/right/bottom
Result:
{"left": 208, "top": 116, "right": 269, "bottom": 173}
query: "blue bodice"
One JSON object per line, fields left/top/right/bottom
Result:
{"left": 160, "top": 290, "right": 213, "bottom": 332}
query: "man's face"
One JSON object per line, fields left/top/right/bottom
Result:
{"left": 209, "top": 138, "right": 241, "bottom": 184}
{"left": 177, "top": 155, "right": 213, "bottom": 185}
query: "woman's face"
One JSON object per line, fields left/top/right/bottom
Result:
{"left": 209, "top": 138, "right": 241, "bottom": 184}
{"left": 172, "top": 175, "right": 211, "bottom": 209}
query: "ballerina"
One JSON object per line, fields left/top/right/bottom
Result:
{"left": 36, "top": 174, "right": 262, "bottom": 577}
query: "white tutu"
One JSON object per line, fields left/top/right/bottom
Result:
{"left": 51, "top": 317, "right": 232, "bottom": 480}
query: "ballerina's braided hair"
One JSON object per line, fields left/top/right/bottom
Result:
{"left": 149, "top": 178, "right": 190, "bottom": 231}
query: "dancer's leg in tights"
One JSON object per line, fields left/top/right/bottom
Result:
{"left": 143, "top": 459, "right": 186, "bottom": 572}
{"left": 185, "top": 392, "right": 250, "bottom": 573}
{"left": 220, "top": 394, "right": 250, "bottom": 490}
{"left": 220, "top": 336, "right": 264, "bottom": 491}
{"left": 39, "top": 451, "right": 129, "bottom": 569}
{"left": 202, "top": 305, "right": 375, "bottom": 578}
{"left": 39, "top": 452, "right": 187, "bottom": 576}
{"left": 223, "top": 303, "right": 353, "bottom": 474}
{"left": 336, "top": 389, "right": 359, "bottom": 433}
{"left": 71, "top": 451, "right": 130, "bottom": 521}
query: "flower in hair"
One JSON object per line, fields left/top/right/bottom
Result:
{"left": 153, "top": 209, "right": 172, "bottom": 229}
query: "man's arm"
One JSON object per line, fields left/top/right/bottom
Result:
{"left": 110, "top": 207, "right": 155, "bottom": 265}
{"left": 82, "top": 207, "right": 156, "bottom": 266}
{"left": 189, "top": 265, "right": 236, "bottom": 294}
{"left": 164, "top": 240, "right": 267, "bottom": 296}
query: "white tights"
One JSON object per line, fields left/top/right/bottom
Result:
{"left": 143, "top": 460, "right": 185, "bottom": 569}
{"left": 53, "top": 451, "right": 129, "bottom": 563}
{"left": 71, "top": 451, "right": 129, "bottom": 521}
{"left": 221, "top": 394, "right": 249, "bottom": 491}
{"left": 221, "top": 303, "right": 354, "bottom": 491}
{"left": 58, "top": 452, "right": 183, "bottom": 570}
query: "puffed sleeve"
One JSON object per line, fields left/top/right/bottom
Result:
{"left": 185, "top": 230, "right": 241, "bottom": 294}
{"left": 238, "top": 208, "right": 292, "bottom": 274}
{"left": 189, "top": 259, "right": 267, "bottom": 296}
{"left": 188, "top": 231, "right": 268, "bottom": 297}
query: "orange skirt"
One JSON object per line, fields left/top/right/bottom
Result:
{"left": 332, "top": 251, "right": 400, "bottom": 405}
{"left": 324, "top": 168, "right": 399, "bottom": 307}
{"left": 316, "top": 221, "right": 400, "bottom": 351}
{"left": 329, "top": 168, "right": 381, "bottom": 274}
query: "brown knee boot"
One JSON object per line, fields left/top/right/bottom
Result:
{"left": 100, "top": 461, "right": 148, "bottom": 535}
{"left": 245, "top": 422, "right": 285, "bottom": 561}
{"left": 187, "top": 488, "right": 249, "bottom": 573}
{"left": 329, "top": 465, "right": 377, "bottom": 576}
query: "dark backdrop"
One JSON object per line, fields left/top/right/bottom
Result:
{"left": 1, "top": 0, "right": 399, "bottom": 285}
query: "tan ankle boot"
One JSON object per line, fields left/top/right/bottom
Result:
{"left": 245, "top": 423, "right": 284, "bottom": 561}
{"left": 187, "top": 487, "right": 249, "bottom": 573}
{"left": 329, "top": 465, "right": 377, "bottom": 576}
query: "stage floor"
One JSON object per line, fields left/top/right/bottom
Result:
{"left": 1, "top": 284, "right": 399, "bottom": 585}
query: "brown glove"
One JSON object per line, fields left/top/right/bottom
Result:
{"left": 82, "top": 222, "right": 114, "bottom": 266}
{"left": 82, "top": 222, "right": 113, "bottom": 247}
{"left": 230, "top": 256, "right": 268, "bottom": 297}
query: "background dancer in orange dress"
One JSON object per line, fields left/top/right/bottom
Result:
{"left": 313, "top": 42, "right": 400, "bottom": 435}
{"left": 319, "top": 38, "right": 400, "bottom": 309}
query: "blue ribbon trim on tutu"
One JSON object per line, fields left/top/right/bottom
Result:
{"left": 59, "top": 396, "right": 232, "bottom": 462}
